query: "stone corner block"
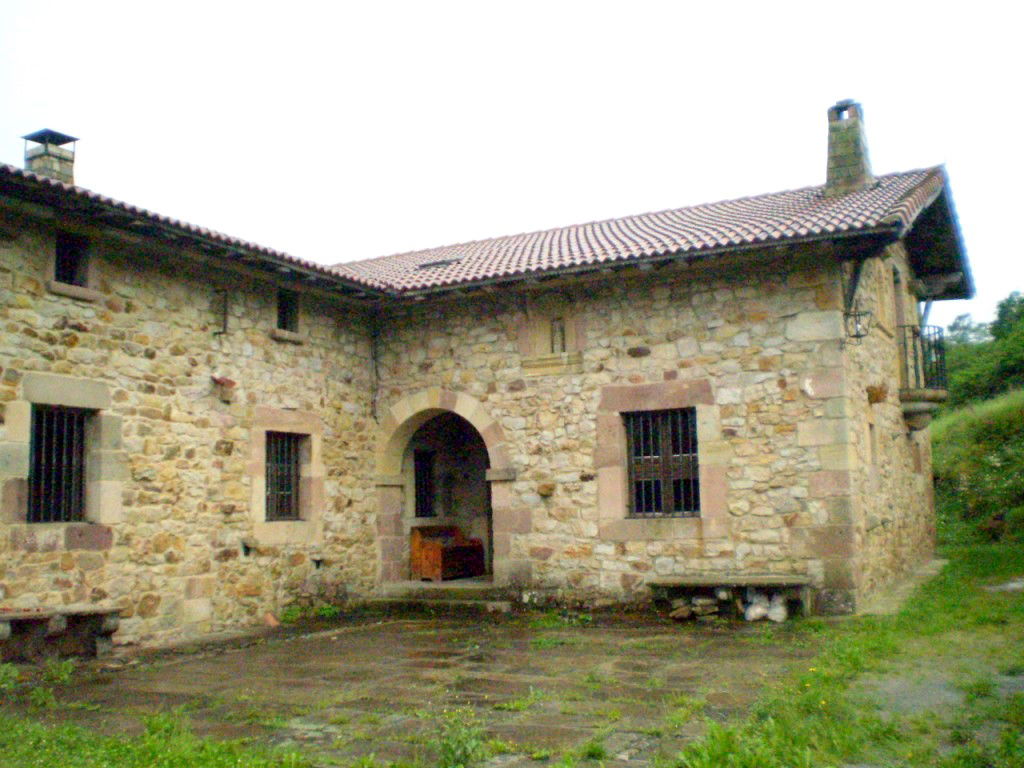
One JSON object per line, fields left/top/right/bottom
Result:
{"left": 797, "top": 418, "right": 849, "bottom": 447}
{"left": 785, "top": 311, "right": 842, "bottom": 342}
{"left": 23, "top": 372, "right": 111, "bottom": 410}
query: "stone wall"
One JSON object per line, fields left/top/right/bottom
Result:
{"left": 842, "top": 243, "right": 936, "bottom": 601}
{"left": 375, "top": 244, "right": 870, "bottom": 609}
{"left": 0, "top": 213, "right": 378, "bottom": 647}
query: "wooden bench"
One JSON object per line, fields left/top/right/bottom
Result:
{"left": 0, "top": 605, "right": 120, "bottom": 661}
{"left": 410, "top": 525, "right": 485, "bottom": 582}
{"left": 648, "top": 575, "right": 814, "bottom": 616}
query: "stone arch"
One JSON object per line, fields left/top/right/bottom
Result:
{"left": 375, "top": 388, "right": 526, "bottom": 587}
{"left": 376, "top": 387, "right": 512, "bottom": 477}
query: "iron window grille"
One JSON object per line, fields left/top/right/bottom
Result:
{"left": 624, "top": 408, "right": 700, "bottom": 518}
{"left": 28, "top": 405, "right": 90, "bottom": 523}
{"left": 266, "top": 431, "right": 303, "bottom": 521}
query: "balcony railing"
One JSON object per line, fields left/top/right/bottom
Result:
{"left": 898, "top": 325, "right": 947, "bottom": 391}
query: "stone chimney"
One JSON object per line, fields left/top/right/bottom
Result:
{"left": 824, "top": 100, "right": 874, "bottom": 197}
{"left": 22, "top": 129, "right": 78, "bottom": 184}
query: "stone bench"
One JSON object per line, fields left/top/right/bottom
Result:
{"left": 647, "top": 575, "right": 814, "bottom": 617}
{"left": 0, "top": 605, "right": 120, "bottom": 661}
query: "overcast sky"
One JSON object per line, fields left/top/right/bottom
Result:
{"left": 1, "top": 1, "right": 1019, "bottom": 328}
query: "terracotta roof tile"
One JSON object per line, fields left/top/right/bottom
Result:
{"left": 3, "top": 159, "right": 952, "bottom": 297}
{"left": 337, "top": 168, "right": 946, "bottom": 292}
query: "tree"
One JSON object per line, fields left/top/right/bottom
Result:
{"left": 944, "top": 290, "right": 1024, "bottom": 406}
{"left": 991, "top": 292, "right": 1024, "bottom": 340}
{"left": 946, "top": 313, "right": 991, "bottom": 345}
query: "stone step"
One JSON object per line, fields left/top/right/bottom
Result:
{"left": 364, "top": 598, "right": 513, "bottom": 615}
{"left": 379, "top": 582, "right": 513, "bottom": 602}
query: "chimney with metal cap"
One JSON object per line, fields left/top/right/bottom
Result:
{"left": 825, "top": 100, "right": 874, "bottom": 197}
{"left": 22, "top": 129, "right": 78, "bottom": 184}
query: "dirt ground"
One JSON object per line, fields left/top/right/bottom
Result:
{"left": 15, "top": 610, "right": 822, "bottom": 767}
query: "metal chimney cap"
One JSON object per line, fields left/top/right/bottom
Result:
{"left": 22, "top": 129, "right": 79, "bottom": 146}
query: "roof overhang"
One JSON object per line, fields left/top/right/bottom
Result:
{"left": 0, "top": 164, "right": 388, "bottom": 303}
{"left": 899, "top": 185, "right": 974, "bottom": 300}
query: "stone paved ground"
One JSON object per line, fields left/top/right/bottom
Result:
{"left": 22, "top": 611, "right": 822, "bottom": 767}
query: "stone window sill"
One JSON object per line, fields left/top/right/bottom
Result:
{"left": 9, "top": 521, "right": 113, "bottom": 551}
{"left": 47, "top": 280, "right": 102, "bottom": 303}
{"left": 599, "top": 516, "right": 701, "bottom": 541}
{"left": 270, "top": 328, "right": 306, "bottom": 345}
{"left": 522, "top": 351, "right": 582, "bottom": 377}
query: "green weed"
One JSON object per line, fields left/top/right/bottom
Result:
{"left": 578, "top": 738, "right": 607, "bottom": 760}
{"left": 314, "top": 604, "right": 342, "bottom": 620}
{"left": 41, "top": 657, "right": 75, "bottom": 686}
{"left": 0, "top": 663, "right": 19, "bottom": 694}
{"left": 530, "top": 635, "right": 576, "bottom": 650}
{"left": 494, "top": 687, "right": 546, "bottom": 712}
{"left": 431, "top": 708, "right": 486, "bottom": 768}
{"left": 28, "top": 686, "right": 57, "bottom": 710}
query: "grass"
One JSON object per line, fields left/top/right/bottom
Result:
{"left": 666, "top": 543, "right": 1024, "bottom": 768}
{"left": 0, "top": 710, "right": 312, "bottom": 767}
{"left": 494, "top": 687, "right": 546, "bottom": 712}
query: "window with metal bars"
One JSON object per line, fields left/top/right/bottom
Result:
{"left": 623, "top": 408, "right": 700, "bottom": 518}
{"left": 28, "top": 405, "right": 90, "bottom": 523}
{"left": 265, "top": 431, "right": 304, "bottom": 521}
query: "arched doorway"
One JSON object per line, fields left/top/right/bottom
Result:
{"left": 375, "top": 388, "right": 529, "bottom": 588}
{"left": 405, "top": 411, "right": 492, "bottom": 574}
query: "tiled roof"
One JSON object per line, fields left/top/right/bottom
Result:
{"left": 336, "top": 168, "right": 948, "bottom": 293}
{"left": 0, "top": 162, "right": 378, "bottom": 295}
{"left": 3, "top": 159, "right": 962, "bottom": 298}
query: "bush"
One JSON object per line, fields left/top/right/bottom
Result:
{"left": 932, "top": 389, "right": 1024, "bottom": 543}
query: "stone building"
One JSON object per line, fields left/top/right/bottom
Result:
{"left": 0, "top": 103, "right": 972, "bottom": 648}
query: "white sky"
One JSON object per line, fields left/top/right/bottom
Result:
{"left": 1, "top": 1, "right": 1020, "bottom": 328}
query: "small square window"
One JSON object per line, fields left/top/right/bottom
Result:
{"left": 277, "top": 289, "right": 299, "bottom": 333}
{"left": 28, "top": 405, "right": 90, "bottom": 523}
{"left": 55, "top": 232, "right": 90, "bottom": 287}
{"left": 623, "top": 408, "right": 700, "bottom": 518}
{"left": 266, "top": 431, "right": 304, "bottom": 521}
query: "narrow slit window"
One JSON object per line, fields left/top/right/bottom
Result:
{"left": 265, "top": 431, "right": 303, "bottom": 521}
{"left": 54, "top": 232, "right": 89, "bottom": 287}
{"left": 28, "top": 405, "right": 89, "bottom": 523}
{"left": 550, "top": 317, "right": 567, "bottom": 354}
{"left": 277, "top": 288, "right": 299, "bottom": 333}
{"left": 623, "top": 408, "right": 699, "bottom": 518}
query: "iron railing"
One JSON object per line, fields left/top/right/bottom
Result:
{"left": 897, "top": 325, "right": 947, "bottom": 391}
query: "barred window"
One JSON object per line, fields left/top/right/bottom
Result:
{"left": 28, "top": 405, "right": 90, "bottom": 523}
{"left": 624, "top": 408, "right": 700, "bottom": 517}
{"left": 266, "top": 431, "right": 304, "bottom": 521}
